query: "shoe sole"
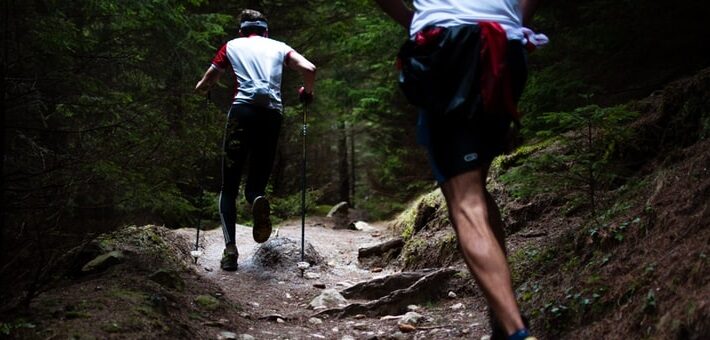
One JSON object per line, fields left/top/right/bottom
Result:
{"left": 252, "top": 196, "right": 272, "bottom": 243}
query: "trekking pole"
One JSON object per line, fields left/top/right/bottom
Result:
{"left": 300, "top": 101, "right": 308, "bottom": 261}
{"left": 191, "top": 91, "right": 210, "bottom": 264}
{"left": 297, "top": 100, "right": 311, "bottom": 277}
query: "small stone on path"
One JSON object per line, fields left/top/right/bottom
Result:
{"left": 399, "top": 312, "right": 423, "bottom": 325}
{"left": 371, "top": 267, "right": 383, "bottom": 273}
{"left": 341, "top": 336, "right": 355, "bottom": 340}
{"left": 238, "top": 335, "right": 255, "bottom": 340}
{"left": 450, "top": 302, "right": 465, "bottom": 310}
{"left": 398, "top": 323, "right": 416, "bottom": 333}
{"left": 217, "top": 331, "right": 237, "bottom": 340}
{"left": 313, "top": 282, "right": 326, "bottom": 289}
{"left": 305, "top": 272, "right": 321, "bottom": 279}
{"left": 480, "top": 336, "right": 491, "bottom": 340}
{"left": 448, "top": 291, "right": 457, "bottom": 298}
{"left": 309, "top": 317, "right": 323, "bottom": 325}
{"left": 407, "top": 304, "right": 420, "bottom": 312}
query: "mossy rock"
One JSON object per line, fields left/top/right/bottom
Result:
{"left": 194, "top": 295, "right": 219, "bottom": 311}
{"left": 81, "top": 251, "right": 124, "bottom": 273}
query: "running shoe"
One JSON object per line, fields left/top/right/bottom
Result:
{"left": 252, "top": 196, "right": 272, "bottom": 243}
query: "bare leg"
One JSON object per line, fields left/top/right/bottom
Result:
{"left": 441, "top": 167, "right": 523, "bottom": 335}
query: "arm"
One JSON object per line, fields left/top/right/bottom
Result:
{"left": 520, "top": 0, "right": 540, "bottom": 27}
{"left": 374, "top": 0, "right": 413, "bottom": 29}
{"left": 195, "top": 65, "right": 223, "bottom": 93}
{"left": 286, "top": 51, "right": 317, "bottom": 93}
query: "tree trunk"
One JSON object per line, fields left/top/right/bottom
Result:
{"left": 338, "top": 120, "right": 349, "bottom": 203}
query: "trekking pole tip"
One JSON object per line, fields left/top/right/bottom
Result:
{"left": 297, "top": 261, "right": 310, "bottom": 277}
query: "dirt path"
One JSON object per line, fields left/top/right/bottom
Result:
{"left": 177, "top": 219, "right": 493, "bottom": 339}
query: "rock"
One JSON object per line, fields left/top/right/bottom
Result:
{"left": 341, "top": 336, "right": 356, "bottom": 340}
{"left": 336, "top": 281, "right": 355, "bottom": 288}
{"left": 317, "top": 268, "right": 457, "bottom": 319}
{"left": 304, "top": 272, "right": 321, "bottom": 280}
{"left": 480, "top": 336, "right": 491, "bottom": 340}
{"left": 353, "top": 322, "right": 368, "bottom": 330}
{"left": 309, "top": 317, "right": 324, "bottom": 325}
{"left": 81, "top": 251, "right": 124, "bottom": 273}
{"left": 327, "top": 201, "right": 349, "bottom": 218}
{"left": 194, "top": 295, "right": 220, "bottom": 310}
{"left": 276, "top": 318, "right": 285, "bottom": 323}
{"left": 217, "top": 331, "right": 237, "bottom": 340}
{"left": 398, "top": 323, "right": 416, "bottom": 333}
{"left": 252, "top": 237, "right": 323, "bottom": 270}
{"left": 371, "top": 267, "right": 383, "bottom": 273}
{"left": 249, "top": 302, "right": 260, "bottom": 307}
{"left": 148, "top": 269, "right": 185, "bottom": 291}
{"left": 448, "top": 291, "right": 457, "bottom": 298}
{"left": 203, "top": 319, "right": 229, "bottom": 327}
{"left": 354, "top": 314, "right": 366, "bottom": 319}
{"left": 407, "top": 305, "right": 420, "bottom": 312}
{"left": 313, "top": 282, "right": 326, "bottom": 289}
{"left": 327, "top": 202, "right": 350, "bottom": 229}
{"left": 350, "top": 221, "right": 375, "bottom": 232}
{"left": 238, "top": 335, "right": 255, "bottom": 340}
{"left": 309, "top": 289, "right": 348, "bottom": 309}
{"left": 450, "top": 303, "right": 465, "bottom": 311}
{"left": 399, "top": 312, "right": 424, "bottom": 325}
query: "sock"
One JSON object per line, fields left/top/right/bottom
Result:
{"left": 508, "top": 328, "right": 530, "bottom": 340}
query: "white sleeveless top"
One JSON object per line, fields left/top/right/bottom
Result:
{"left": 410, "top": 0, "right": 524, "bottom": 40}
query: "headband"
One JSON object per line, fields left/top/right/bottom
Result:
{"left": 240, "top": 20, "right": 268, "bottom": 30}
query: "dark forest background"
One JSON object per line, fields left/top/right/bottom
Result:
{"left": 2, "top": 0, "right": 709, "bottom": 311}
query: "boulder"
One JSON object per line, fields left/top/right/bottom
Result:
{"left": 252, "top": 237, "right": 323, "bottom": 271}
{"left": 327, "top": 202, "right": 350, "bottom": 229}
{"left": 81, "top": 251, "right": 124, "bottom": 273}
{"left": 309, "top": 289, "right": 348, "bottom": 309}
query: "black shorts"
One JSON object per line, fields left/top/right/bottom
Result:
{"left": 417, "top": 40, "right": 528, "bottom": 183}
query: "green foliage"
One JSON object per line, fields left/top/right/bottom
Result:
{"left": 501, "top": 103, "right": 639, "bottom": 214}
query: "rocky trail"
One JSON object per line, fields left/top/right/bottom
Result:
{"left": 174, "top": 218, "right": 494, "bottom": 340}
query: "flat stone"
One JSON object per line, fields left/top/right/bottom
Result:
{"left": 448, "top": 291, "right": 457, "bottom": 298}
{"left": 309, "top": 317, "right": 324, "bottom": 325}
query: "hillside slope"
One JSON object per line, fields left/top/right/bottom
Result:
{"left": 390, "top": 68, "right": 710, "bottom": 339}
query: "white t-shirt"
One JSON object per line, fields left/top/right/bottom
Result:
{"left": 410, "top": 0, "right": 524, "bottom": 40}
{"left": 212, "top": 36, "right": 294, "bottom": 112}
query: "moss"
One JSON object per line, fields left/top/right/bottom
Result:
{"left": 194, "top": 295, "right": 220, "bottom": 311}
{"left": 394, "top": 189, "right": 443, "bottom": 239}
{"left": 492, "top": 140, "right": 553, "bottom": 171}
{"left": 108, "top": 289, "right": 145, "bottom": 304}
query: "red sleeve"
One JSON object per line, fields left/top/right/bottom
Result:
{"left": 211, "top": 44, "right": 230, "bottom": 70}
